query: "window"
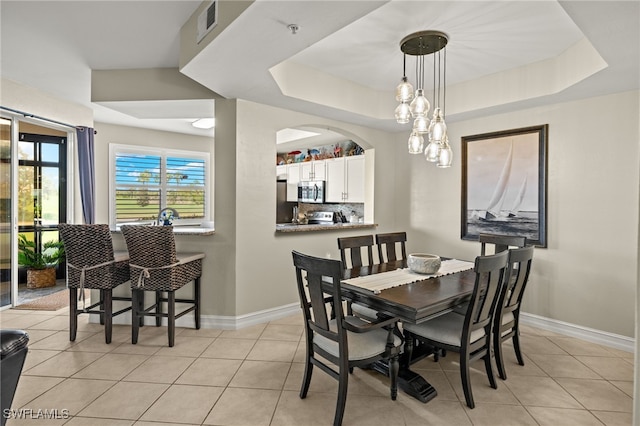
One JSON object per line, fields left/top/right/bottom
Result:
{"left": 109, "top": 144, "right": 210, "bottom": 226}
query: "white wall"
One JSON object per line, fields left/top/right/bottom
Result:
{"left": 394, "top": 91, "right": 639, "bottom": 338}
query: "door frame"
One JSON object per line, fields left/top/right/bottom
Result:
{"left": 1, "top": 111, "right": 75, "bottom": 309}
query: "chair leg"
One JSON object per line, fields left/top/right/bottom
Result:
{"left": 300, "top": 357, "right": 313, "bottom": 399}
{"left": 513, "top": 330, "right": 525, "bottom": 366}
{"left": 168, "top": 291, "right": 175, "bottom": 347}
{"left": 460, "top": 350, "right": 475, "bottom": 409}
{"left": 194, "top": 277, "right": 201, "bottom": 329}
{"left": 484, "top": 350, "right": 498, "bottom": 390}
{"left": 334, "top": 360, "right": 349, "bottom": 426}
{"left": 104, "top": 290, "right": 113, "bottom": 344}
{"left": 155, "top": 291, "right": 162, "bottom": 327}
{"left": 69, "top": 288, "right": 78, "bottom": 341}
{"left": 495, "top": 333, "right": 507, "bottom": 380}
{"left": 138, "top": 291, "right": 145, "bottom": 327}
{"left": 99, "top": 289, "right": 105, "bottom": 325}
{"left": 131, "top": 290, "right": 140, "bottom": 344}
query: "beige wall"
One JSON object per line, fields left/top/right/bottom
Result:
{"left": 393, "top": 91, "right": 639, "bottom": 338}
{"left": 4, "top": 75, "right": 636, "bottom": 339}
{"left": 95, "top": 91, "right": 638, "bottom": 339}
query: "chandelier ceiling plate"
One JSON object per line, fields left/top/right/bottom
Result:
{"left": 400, "top": 30, "right": 448, "bottom": 56}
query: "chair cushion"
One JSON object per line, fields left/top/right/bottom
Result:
{"left": 351, "top": 303, "right": 380, "bottom": 322}
{"left": 403, "top": 312, "right": 485, "bottom": 348}
{"left": 314, "top": 316, "right": 401, "bottom": 361}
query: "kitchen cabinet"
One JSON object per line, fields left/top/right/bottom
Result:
{"left": 325, "top": 156, "right": 365, "bottom": 203}
{"left": 286, "top": 163, "right": 301, "bottom": 201}
{"left": 301, "top": 160, "right": 326, "bottom": 181}
{"left": 276, "top": 164, "right": 287, "bottom": 180}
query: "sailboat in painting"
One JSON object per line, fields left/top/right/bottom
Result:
{"left": 508, "top": 175, "right": 527, "bottom": 217}
{"left": 480, "top": 141, "right": 514, "bottom": 220}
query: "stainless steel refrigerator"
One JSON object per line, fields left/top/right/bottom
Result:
{"left": 276, "top": 180, "right": 297, "bottom": 224}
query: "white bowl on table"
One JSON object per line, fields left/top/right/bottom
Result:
{"left": 408, "top": 253, "right": 441, "bottom": 274}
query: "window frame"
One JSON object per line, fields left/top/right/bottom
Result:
{"left": 109, "top": 143, "right": 210, "bottom": 227}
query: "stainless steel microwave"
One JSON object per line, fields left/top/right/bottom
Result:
{"left": 298, "top": 180, "right": 325, "bottom": 203}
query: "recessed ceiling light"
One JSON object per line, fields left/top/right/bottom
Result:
{"left": 191, "top": 118, "right": 215, "bottom": 129}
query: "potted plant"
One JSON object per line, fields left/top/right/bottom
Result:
{"left": 17, "top": 234, "right": 65, "bottom": 289}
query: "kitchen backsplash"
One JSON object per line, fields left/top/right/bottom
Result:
{"left": 299, "top": 203, "right": 364, "bottom": 221}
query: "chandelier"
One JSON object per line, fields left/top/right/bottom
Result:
{"left": 394, "top": 30, "right": 452, "bottom": 168}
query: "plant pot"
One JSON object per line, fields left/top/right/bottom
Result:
{"left": 26, "top": 268, "right": 57, "bottom": 289}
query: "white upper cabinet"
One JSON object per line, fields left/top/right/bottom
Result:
{"left": 276, "top": 164, "right": 288, "bottom": 180}
{"left": 325, "top": 156, "right": 365, "bottom": 203}
{"left": 301, "top": 160, "right": 326, "bottom": 181}
{"left": 286, "top": 163, "right": 301, "bottom": 201}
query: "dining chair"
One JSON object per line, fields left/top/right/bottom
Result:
{"left": 403, "top": 250, "right": 509, "bottom": 409}
{"left": 375, "top": 232, "right": 407, "bottom": 263}
{"left": 337, "top": 235, "right": 378, "bottom": 320}
{"left": 121, "top": 225, "right": 204, "bottom": 347}
{"left": 58, "top": 224, "right": 132, "bottom": 344}
{"left": 494, "top": 245, "right": 534, "bottom": 380}
{"left": 292, "top": 250, "right": 402, "bottom": 426}
{"left": 337, "top": 235, "right": 375, "bottom": 269}
{"left": 479, "top": 233, "right": 527, "bottom": 255}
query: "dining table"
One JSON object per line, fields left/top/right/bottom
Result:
{"left": 340, "top": 258, "right": 477, "bottom": 403}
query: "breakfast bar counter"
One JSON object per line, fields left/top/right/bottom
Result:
{"left": 111, "top": 226, "right": 215, "bottom": 236}
{"left": 275, "top": 222, "right": 376, "bottom": 233}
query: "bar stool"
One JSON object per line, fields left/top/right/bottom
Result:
{"left": 58, "top": 224, "right": 132, "bottom": 344}
{"left": 121, "top": 225, "right": 204, "bottom": 347}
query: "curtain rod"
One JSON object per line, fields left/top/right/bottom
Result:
{"left": 0, "top": 105, "right": 97, "bottom": 134}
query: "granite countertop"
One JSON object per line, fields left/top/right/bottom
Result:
{"left": 111, "top": 225, "right": 215, "bottom": 236}
{"left": 275, "top": 222, "right": 377, "bottom": 233}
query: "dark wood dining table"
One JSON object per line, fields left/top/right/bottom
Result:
{"left": 340, "top": 259, "right": 477, "bottom": 403}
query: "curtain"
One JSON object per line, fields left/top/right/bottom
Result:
{"left": 76, "top": 127, "right": 95, "bottom": 224}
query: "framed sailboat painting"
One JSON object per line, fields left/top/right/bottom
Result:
{"left": 461, "top": 125, "right": 548, "bottom": 247}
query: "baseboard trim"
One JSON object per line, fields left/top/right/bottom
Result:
{"left": 106, "top": 303, "right": 634, "bottom": 352}
{"left": 520, "top": 312, "right": 634, "bottom": 353}
{"left": 107, "top": 302, "right": 301, "bottom": 330}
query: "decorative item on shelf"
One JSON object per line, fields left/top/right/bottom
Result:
{"left": 395, "top": 30, "right": 452, "bottom": 168}
{"left": 407, "top": 253, "right": 441, "bottom": 274}
{"left": 18, "top": 234, "right": 65, "bottom": 288}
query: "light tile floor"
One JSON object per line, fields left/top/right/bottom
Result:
{"left": 0, "top": 307, "right": 633, "bottom": 425}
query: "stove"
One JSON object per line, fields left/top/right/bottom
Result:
{"left": 307, "top": 211, "right": 335, "bottom": 225}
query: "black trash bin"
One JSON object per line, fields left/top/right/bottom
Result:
{"left": 1, "top": 329, "right": 29, "bottom": 426}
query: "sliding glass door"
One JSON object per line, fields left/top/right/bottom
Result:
{"left": 17, "top": 133, "right": 67, "bottom": 284}
{"left": 0, "top": 118, "right": 12, "bottom": 307}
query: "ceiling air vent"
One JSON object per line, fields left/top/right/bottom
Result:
{"left": 197, "top": 1, "right": 218, "bottom": 44}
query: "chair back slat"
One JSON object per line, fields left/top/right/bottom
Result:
{"left": 466, "top": 251, "right": 509, "bottom": 338}
{"left": 292, "top": 251, "right": 344, "bottom": 344}
{"left": 376, "top": 232, "right": 407, "bottom": 263}
{"left": 479, "top": 233, "right": 526, "bottom": 256}
{"left": 502, "top": 246, "right": 534, "bottom": 314}
{"left": 337, "top": 235, "right": 374, "bottom": 269}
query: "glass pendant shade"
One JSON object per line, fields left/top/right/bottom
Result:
{"left": 424, "top": 140, "right": 440, "bottom": 162}
{"left": 430, "top": 108, "right": 447, "bottom": 142}
{"left": 436, "top": 138, "right": 452, "bottom": 168}
{"left": 395, "top": 102, "right": 411, "bottom": 124}
{"left": 395, "top": 77, "right": 414, "bottom": 103}
{"left": 412, "top": 115, "right": 429, "bottom": 134}
{"left": 407, "top": 131, "right": 424, "bottom": 154}
{"left": 409, "top": 89, "right": 430, "bottom": 118}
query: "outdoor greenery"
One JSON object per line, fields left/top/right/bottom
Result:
{"left": 18, "top": 234, "right": 65, "bottom": 270}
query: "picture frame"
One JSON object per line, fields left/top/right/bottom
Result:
{"left": 461, "top": 125, "right": 548, "bottom": 247}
